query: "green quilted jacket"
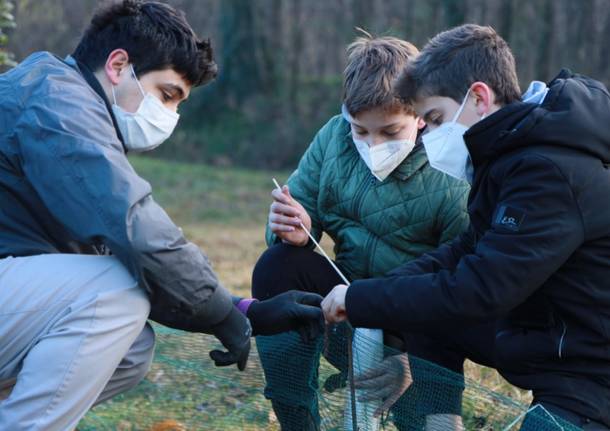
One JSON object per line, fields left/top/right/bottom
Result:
{"left": 266, "top": 115, "right": 470, "bottom": 280}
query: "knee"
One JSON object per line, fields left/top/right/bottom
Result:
{"left": 121, "top": 324, "right": 156, "bottom": 390}
{"left": 95, "top": 324, "right": 155, "bottom": 405}
{"left": 126, "top": 288, "right": 151, "bottom": 329}
{"left": 252, "top": 243, "right": 309, "bottom": 299}
{"left": 113, "top": 287, "right": 151, "bottom": 336}
{"left": 106, "top": 266, "right": 151, "bottom": 327}
{"left": 93, "top": 283, "right": 151, "bottom": 354}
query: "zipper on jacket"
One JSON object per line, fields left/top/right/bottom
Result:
{"left": 357, "top": 175, "right": 377, "bottom": 219}
{"left": 366, "top": 234, "right": 379, "bottom": 276}
{"left": 351, "top": 173, "right": 374, "bottom": 218}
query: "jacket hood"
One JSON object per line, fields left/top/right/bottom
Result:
{"left": 466, "top": 69, "right": 610, "bottom": 167}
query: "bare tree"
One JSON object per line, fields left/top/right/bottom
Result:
{"left": 0, "top": 0, "right": 15, "bottom": 68}
{"left": 4, "top": 0, "right": 610, "bottom": 167}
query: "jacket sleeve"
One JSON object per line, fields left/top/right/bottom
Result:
{"left": 347, "top": 155, "right": 584, "bottom": 331}
{"left": 265, "top": 117, "right": 339, "bottom": 247}
{"left": 437, "top": 181, "right": 470, "bottom": 245}
{"left": 386, "top": 225, "right": 475, "bottom": 277}
{"left": 15, "top": 83, "right": 233, "bottom": 332}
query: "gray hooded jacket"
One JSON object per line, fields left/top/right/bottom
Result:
{"left": 0, "top": 52, "right": 233, "bottom": 332}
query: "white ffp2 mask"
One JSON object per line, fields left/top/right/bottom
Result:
{"left": 352, "top": 137, "right": 416, "bottom": 181}
{"left": 421, "top": 89, "right": 473, "bottom": 181}
{"left": 342, "top": 105, "right": 417, "bottom": 181}
{"left": 111, "top": 65, "right": 179, "bottom": 152}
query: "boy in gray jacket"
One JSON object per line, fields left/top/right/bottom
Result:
{"left": 0, "top": 1, "right": 323, "bottom": 429}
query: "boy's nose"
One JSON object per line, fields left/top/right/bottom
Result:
{"left": 369, "top": 136, "right": 385, "bottom": 147}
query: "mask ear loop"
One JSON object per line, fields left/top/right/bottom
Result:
{"left": 451, "top": 87, "right": 472, "bottom": 124}
{"left": 111, "top": 85, "right": 118, "bottom": 105}
{"left": 129, "top": 64, "right": 146, "bottom": 98}
{"left": 111, "top": 64, "right": 145, "bottom": 106}
{"left": 342, "top": 104, "right": 375, "bottom": 152}
{"left": 409, "top": 121, "right": 419, "bottom": 143}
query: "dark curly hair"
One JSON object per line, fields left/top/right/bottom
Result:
{"left": 73, "top": 0, "right": 217, "bottom": 87}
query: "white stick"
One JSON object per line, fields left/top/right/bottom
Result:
{"left": 272, "top": 178, "right": 350, "bottom": 286}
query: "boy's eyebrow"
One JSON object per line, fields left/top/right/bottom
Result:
{"left": 351, "top": 121, "right": 402, "bottom": 130}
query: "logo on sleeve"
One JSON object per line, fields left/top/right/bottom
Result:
{"left": 493, "top": 205, "right": 526, "bottom": 232}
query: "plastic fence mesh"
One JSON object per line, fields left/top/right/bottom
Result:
{"left": 80, "top": 324, "right": 580, "bottom": 431}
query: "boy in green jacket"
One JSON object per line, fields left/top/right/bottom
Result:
{"left": 252, "top": 34, "right": 470, "bottom": 430}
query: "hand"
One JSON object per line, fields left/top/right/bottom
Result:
{"left": 209, "top": 306, "right": 252, "bottom": 371}
{"left": 248, "top": 291, "right": 325, "bottom": 343}
{"left": 268, "top": 185, "right": 312, "bottom": 247}
{"left": 355, "top": 353, "right": 413, "bottom": 417}
{"left": 321, "top": 284, "right": 349, "bottom": 323}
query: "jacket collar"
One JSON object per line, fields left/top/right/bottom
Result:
{"left": 391, "top": 140, "right": 428, "bottom": 181}
{"left": 464, "top": 101, "right": 537, "bottom": 169}
{"left": 64, "top": 55, "right": 127, "bottom": 152}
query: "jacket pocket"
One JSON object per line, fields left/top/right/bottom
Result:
{"left": 494, "top": 320, "right": 566, "bottom": 371}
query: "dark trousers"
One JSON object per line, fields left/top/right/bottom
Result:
{"left": 252, "top": 243, "right": 608, "bottom": 430}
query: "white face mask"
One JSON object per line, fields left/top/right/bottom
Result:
{"left": 352, "top": 135, "right": 417, "bottom": 181}
{"left": 342, "top": 105, "right": 417, "bottom": 181}
{"left": 111, "top": 65, "right": 180, "bottom": 152}
{"left": 421, "top": 89, "right": 474, "bottom": 181}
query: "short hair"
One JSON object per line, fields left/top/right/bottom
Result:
{"left": 73, "top": 0, "right": 217, "bottom": 87}
{"left": 343, "top": 32, "right": 419, "bottom": 116}
{"left": 395, "top": 24, "right": 521, "bottom": 106}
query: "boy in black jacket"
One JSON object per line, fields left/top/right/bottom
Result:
{"left": 323, "top": 24, "right": 610, "bottom": 430}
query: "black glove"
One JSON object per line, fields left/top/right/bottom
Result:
{"left": 247, "top": 290, "right": 324, "bottom": 343}
{"left": 209, "top": 306, "right": 252, "bottom": 371}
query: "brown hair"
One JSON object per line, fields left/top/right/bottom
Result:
{"left": 343, "top": 30, "right": 419, "bottom": 116}
{"left": 395, "top": 24, "right": 520, "bottom": 106}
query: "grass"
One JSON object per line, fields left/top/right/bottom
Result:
{"left": 79, "top": 156, "right": 532, "bottom": 430}
{"left": 130, "top": 155, "right": 282, "bottom": 226}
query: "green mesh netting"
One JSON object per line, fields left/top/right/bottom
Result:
{"left": 80, "top": 324, "right": 580, "bottom": 431}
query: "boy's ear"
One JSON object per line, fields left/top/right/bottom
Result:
{"left": 104, "top": 49, "right": 130, "bottom": 86}
{"left": 471, "top": 81, "right": 496, "bottom": 117}
{"left": 416, "top": 117, "right": 426, "bottom": 129}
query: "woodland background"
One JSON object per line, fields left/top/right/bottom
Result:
{"left": 2, "top": 0, "right": 609, "bottom": 169}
